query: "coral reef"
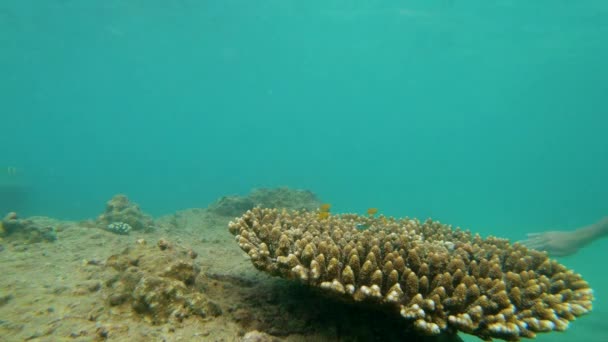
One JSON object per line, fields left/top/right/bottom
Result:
{"left": 208, "top": 187, "right": 321, "bottom": 217}
{"left": 103, "top": 239, "right": 221, "bottom": 324}
{"left": 97, "top": 195, "right": 155, "bottom": 232}
{"left": 0, "top": 212, "right": 57, "bottom": 243}
{"left": 229, "top": 208, "right": 594, "bottom": 341}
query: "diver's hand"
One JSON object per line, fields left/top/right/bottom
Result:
{"left": 520, "top": 231, "right": 581, "bottom": 257}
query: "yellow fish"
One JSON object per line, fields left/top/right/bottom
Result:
{"left": 367, "top": 208, "right": 378, "bottom": 217}
{"left": 319, "top": 203, "right": 331, "bottom": 212}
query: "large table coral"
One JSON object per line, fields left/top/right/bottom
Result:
{"left": 229, "top": 208, "right": 594, "bottom": 341}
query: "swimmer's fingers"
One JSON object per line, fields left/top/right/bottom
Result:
{"left": 518, "top": 235, "right": 547, "bottom": 250}
{"left": 525, "top": 232, "right": 545, "bottom": 238}
{"left": 523, "top": 241, "right": 546, "bottom": 250}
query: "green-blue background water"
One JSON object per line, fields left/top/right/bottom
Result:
{"left": 1, "top": 1, "right": 607, "bottom": 340}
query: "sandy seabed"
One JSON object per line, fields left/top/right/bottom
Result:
{"left": 1, "top": 207, "right": 606, "bottom": 342}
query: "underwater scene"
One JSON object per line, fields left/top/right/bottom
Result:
{"left": 1, "top": 1, "right": 607, "bottom": 341}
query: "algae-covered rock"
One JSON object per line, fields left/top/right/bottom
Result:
{"left": 208, "top": 195, "right": 255, "bottom": 217}
{"left": 1, "top": 212, "right": 57, "bottom": 243}
{"left": 103, "top": 240, "right": 221, "bottom": 324}
{"left": 97, "top": 194, "right": 155, "bottom": 232}
{"left": 248, "top": 187, "right": 320, "bottom": 212}
{"left": 208, "top": 187, "right": 321, "bottom": 217}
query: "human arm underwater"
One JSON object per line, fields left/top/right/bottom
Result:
{"left": 521, "top": 216, "right": 608, "bottom": 257}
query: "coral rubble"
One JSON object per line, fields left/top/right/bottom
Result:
{"left": 103, "top": 240, "right": 221, "bottom": 324}
{"left": 229, "top": 208, "right": 594, "bottom": 341}
{"left": 97, "top": 194, "right": 155, "bottom": 232}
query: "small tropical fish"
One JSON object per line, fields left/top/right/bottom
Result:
{"left": 318, "top": 211, "right": 330, "bottom": 220}
{"left": 367, "top": 208, "right": 378, "bottom": 217}
{"left": 319, "top": 203, "right": 331, "bottom": 212}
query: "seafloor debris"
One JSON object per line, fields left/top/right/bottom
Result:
{"left": 208, "top": 187, "right": 321, "bottom": 217}
{"left": 103, "top": 240, "right": 221, "bottom": 324}
{"left": 229, "top": 208, "right": 594, "bottom": 341}
{"left": 97, "top": 194, "right": 155, "bottom": 231}
{"left": 0, "top": 212, "right": 57, "bottom": 243}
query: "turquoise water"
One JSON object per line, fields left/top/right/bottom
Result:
{"left": 1, "top": 1, "right": 607, "bottom": 340}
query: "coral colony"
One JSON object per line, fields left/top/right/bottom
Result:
{"left": 230, "top": 208, "right": 593, "bottom": 341}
